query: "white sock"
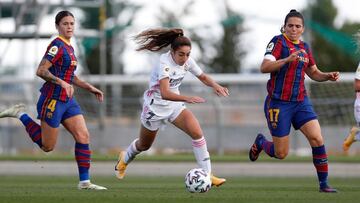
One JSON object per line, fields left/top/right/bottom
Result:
{"left": 17, "top": 112, "right": 25, "bottom": 119}
{"left": 356, "top": 130, "right": 360, "bottom": 141}
{"left": 124, "top": 138, "right": 140, "bottom": 164}
{"left": 79, "top": 180, "right": 90, "bottom": 184}
{"left": 192, "top": 136, "right": 211, "bottom": 174}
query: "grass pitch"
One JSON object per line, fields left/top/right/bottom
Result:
{"left": 0, "top": 175, "right": 359, "bottom": 203}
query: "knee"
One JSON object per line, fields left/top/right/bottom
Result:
{"left": 75, "top": 131, "right": 90, "bottom": 144}
{"left": 308, "top": 136, "right": 324, "bottom": 146}
{"left": 275, "top": 151, "right": 288, "bottom": 159}
{"left": 42, "top": 145, "right": 55, "bottom": 152}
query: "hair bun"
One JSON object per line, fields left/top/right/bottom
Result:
{"left": 290, "top": 9, "right": 297, "bottom": 12}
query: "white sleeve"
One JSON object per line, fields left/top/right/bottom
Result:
{"left": 187, "top": 57, "right": 203, "bottom": 76}
{"left": 355, "top": 62, "right": 360, "bottom": 80}
{"left": 264, "top": 54, "right": 276, "bottom": 61}
{"left": 158, "top": 62, "right": 171, "bottom": 80}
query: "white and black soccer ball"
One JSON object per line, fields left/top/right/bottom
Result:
{"left": 185, "top": 168, "right": 211, "bottom": 193}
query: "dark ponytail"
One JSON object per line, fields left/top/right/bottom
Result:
{"left": 55, "top": 10, "right": 74, "bottom": 25}
{"left": 280, "top": 9, "right": 304, "bottom": 33}
{"left": 134, "top": 28, "right": 191, "bottom": 52}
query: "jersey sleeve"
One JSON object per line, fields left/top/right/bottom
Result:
{"left": 43, "top": 39, "right": 63, "bottom": 64}
{"left": 158, "top": 61, "right": 171, "bottom": 81}
{"left": 187, "top": 57, "right": 203, "bottom": 76}
{"left": 264, "top": 35, "right": 282, "bottom": 61}
{"left": 356, "top": 62, "right": 360, "bottom": 80}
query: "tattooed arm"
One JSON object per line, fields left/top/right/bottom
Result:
{"left": 36, "top": 58, "right": 74, "bottom": 97}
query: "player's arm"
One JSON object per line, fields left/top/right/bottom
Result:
{"left": 355, "top": 79, "right": 360, "bottom": 91}
{"left": 305, "top": 65, "right": 340, "bottom": 82}
{"left": 73, "top": 76, "right": 104, "bottom": 102}
{"left": 159, "top": 78, "right": 205, "bottom": 104}
{"left": 36, "top": 58, "right": 74, "bottom": 97}
{"left": 261, "top": 50, "right": 305, "bottom": 73}
{"left": 197, "top": 73, "right": 229, "bottom": 97}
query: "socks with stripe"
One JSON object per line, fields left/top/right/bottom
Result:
{"left": 19, "top": 114, "right": 43, "bottom": 148}
{"left": 124, "top": 139, "right": 140, "bottom": 164}
{"left": 312, "top": 145, "right": 329, "bottom": 188}
{"left": 192, "top": 136, "right": 211, "bottom": 173}
{"left": 75, "top": 143, "right": 91, "bottom": 181}
{"left": 262, "top": 139, "right": 276, "bottom": 158}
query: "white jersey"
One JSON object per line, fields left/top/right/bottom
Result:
{"left": 144, "top": 51, "right": 203, "bottom": 107}
{"left": 355, "top": 62, "right": 360, "bottom": 80}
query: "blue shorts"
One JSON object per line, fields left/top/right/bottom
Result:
{"left": 37, "top": 94, "right": 82, "bottom": 128}
{"left": 264, "top": 96, "right": 317, "bottom": 137}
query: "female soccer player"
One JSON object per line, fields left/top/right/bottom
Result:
{"left": 115, "top": 28, "right": 229, "bottom": 186}
{"left": 343, "top": 32, "right": 360, "bottom": 151}
{"left": 0, "top": 11, "right": 106, "bottom": 190}
{"left": 248, "top": 9, "right": 338, "bottom": 193}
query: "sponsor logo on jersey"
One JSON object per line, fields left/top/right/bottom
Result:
{"left": 169, "top": 77, "right": 184, "bottom": 87}
{"left": 48, "top": 46, "right": 58, "bottom": 57}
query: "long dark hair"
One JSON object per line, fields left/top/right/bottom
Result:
{"left": 280, "top": 9, "right": 304, "bottom": 33}
{"left": 133, "top": 28, "right": 191, "bottom": 52}
{"left": 55, "top": 10, "right": 74, "bottom": 25}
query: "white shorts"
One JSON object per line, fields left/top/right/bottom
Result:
{"left": 354, "top": 93, "right": 360, "bottom": 124}
{"left": 140, "top": 99, "right": 186, "bottom": 131}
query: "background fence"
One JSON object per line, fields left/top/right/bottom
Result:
{"left": 0, "top": 73, "right": 358, "bottom": 155}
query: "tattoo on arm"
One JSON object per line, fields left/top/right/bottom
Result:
{"left": 43, "top": 70, "right": 58, "bottom": 84}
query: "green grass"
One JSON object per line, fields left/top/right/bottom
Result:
{"left": 1, "top": 153, "right": 360, "bottom": 163}
{"left": 0, "top": 175, "right": 359, "bottom": 203}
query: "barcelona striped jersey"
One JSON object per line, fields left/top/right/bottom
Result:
{"left": 40, "top": 36, "right": 77, "bottom": 102}
{"left": 264, "top": 34, "right": 315, "bottom": 102}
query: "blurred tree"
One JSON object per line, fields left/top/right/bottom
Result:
{"left": 208, "top": 3, "right": 245, "bottom": 73}
{"left": 303, "top": 0, "right": 359, "bottom": 72}
{"left": 77, "top": 0, "right": 140, "bottom": 74}
{"left": 156, "top": 0, "right": 245, "bottom": 73}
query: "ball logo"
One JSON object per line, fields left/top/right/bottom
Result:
{"left": 48, "top": 46, "right": 58, "bottom": 57}
{"left": 164, "top": 67, "right": 170, "bottom": 72}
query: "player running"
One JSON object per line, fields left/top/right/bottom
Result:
{"left": 115, "top": 28, "right": 229, "bottom": 187}
{"left": 0, "top": 11, "right": 106, "bottom": 190}
{"left": 248, "top": 9, "right": 339, "bottom": 193}
{"left": 343, "top": 32, "right": 360, "bottom": 152}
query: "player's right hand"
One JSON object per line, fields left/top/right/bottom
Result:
{"left": 61, "top": 81, "right": 74, "bottom": 98}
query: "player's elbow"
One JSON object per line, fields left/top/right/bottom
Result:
{"left": 36, "top": 68, "right": 46, "bottom": 78}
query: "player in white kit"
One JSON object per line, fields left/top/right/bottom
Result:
{"left": 115, "top": 28, "right": 229, "bottom": 186}
{"left": 343, "top": 61, "right": 360, "bottom": 151}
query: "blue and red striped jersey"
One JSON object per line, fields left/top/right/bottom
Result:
{"left": 40, "top": 36, "right": 77, "bottom": 102}
{"left": 264, "top": 34, "right": 315, "bottom": 101}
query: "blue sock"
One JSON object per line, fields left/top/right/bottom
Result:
{"left": 312, "top": 145, "right": 328, "bottom": 188}
{"left": 262, "top": 140, "right": 276, "bottom": 158}
{"left": 75, "top": 143, "right": 91, "bottom": 181}
{"left": 19, "top": 114, "right": 42, "bottom": 148}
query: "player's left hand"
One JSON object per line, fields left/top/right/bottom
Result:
{"left": 90, "top": 87, "right": 104, "bottom": 102}
{"left": 327, "top": 71, "right": 340, "bottom": 81}
{"left": 214, "top": 85, "right": 229, "bottom": 97}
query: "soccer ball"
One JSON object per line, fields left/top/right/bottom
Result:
{"left": 185, "top": 168, "right": 211, "bottom": 193}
